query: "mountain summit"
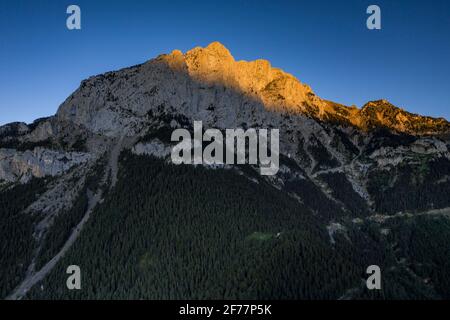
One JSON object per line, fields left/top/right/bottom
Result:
{"left": 54, "top": 41, "right": 449, "bottom": 137}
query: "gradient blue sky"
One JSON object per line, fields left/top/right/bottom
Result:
{"left": 1, "top": 0, "right": 449, "bottom": 125}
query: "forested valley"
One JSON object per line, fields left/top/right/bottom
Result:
{"left": 22, "top": 152, "right": 450, "bottom": 299}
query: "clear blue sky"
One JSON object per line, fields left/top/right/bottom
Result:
{"left": 1, "top": 0, "right": 449, "bottom": 125}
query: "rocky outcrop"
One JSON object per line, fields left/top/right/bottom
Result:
{"left": 359, "top": 100, "right": 450, "bottom": 135}
{"left": 55, "top": 42, "right": 449, "bottom": 138}
{"left": 0, "top": 122, "right": 30, "bottom": 138}
{"left": 132, "top": 139, "right": 171, "bottom": 158}
{"left": 0, "top": 147, "right": 91, "bottom": 183}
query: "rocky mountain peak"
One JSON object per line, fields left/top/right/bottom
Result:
{"left": 155, "top": 43, "right": 449, "bottom": 134}
{"left": 362, "top": 99, "right": 398, "bottom": 111}
{"left": 165, "top": 42, "right": 316, "bottom": 111}
{"left": 203, "top": 41, "right": 234, "bottom": 58}
{"left": 359, "top": 99, "right": 450, "bottom": 134}
{"left": 49, "top": 41, "right": 449, "bottom": 137}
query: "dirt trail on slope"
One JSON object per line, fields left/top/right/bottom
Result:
{"left": 6, "top": 137, "right": 131, "bottom": 300}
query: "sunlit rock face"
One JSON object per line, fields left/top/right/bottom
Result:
{"left": 183, "top": 42, "right": 315, "bottom": 110}
{"left": 55, "top": 41, "right": 322, "bottom": 135}
{"left": 358, "top": 100, "right": 450, "bottom": 135}
{"left": 55, "top": 41, "right": 449, "bottom": 138}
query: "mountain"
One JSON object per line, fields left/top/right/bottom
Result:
{"left": 1, "top": 42, "right": 450, "bottom": 300}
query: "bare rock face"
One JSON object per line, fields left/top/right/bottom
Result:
{"left": 55, "top": 42, "right": 449, "bottom": 139}
{"left": 183, "top": 42, "right": 315, "bottom": 111}
{"left": 55, "top": 41, "right": 320, "bottom": 135}
{"left": 132, "top": 139, "right": 171, "bottom": 158}
{"left": 27, "top": 120, "right": 55, "bottom": 142}
{"left": 0, "top": 147, "right": 91, "bottom": 183}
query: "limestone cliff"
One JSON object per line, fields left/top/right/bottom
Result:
{"left": 55, "top": 41, "right": 450, "bottom": 136}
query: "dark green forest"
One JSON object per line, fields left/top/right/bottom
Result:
{"left": 27, "top": 153, "right": 360, "bottom": 299}
{"left": 0, "top": 177, "right": 51, "bottom": 298}
{"left": 318, "top": 172, "right": 370, "bottom": 216}
{"left": 22, "top": 152, "right": 450, "bottom": 299}
{"left": 367, "top": 157, "right": 450, "bottom": 214}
